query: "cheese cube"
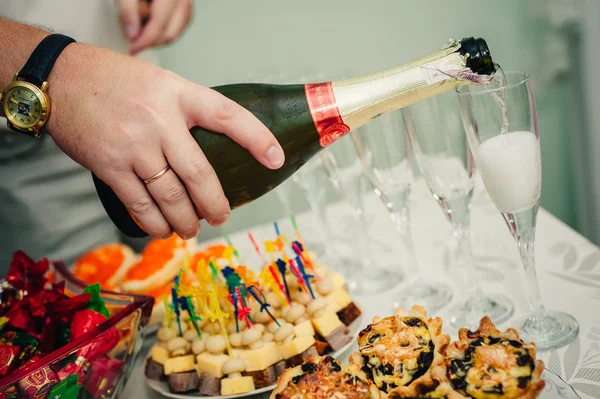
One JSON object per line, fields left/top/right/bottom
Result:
{"left": 163, "top": 355, "right": 195, "bottom": 375}
{"left": 326, "top": 289, "right": 352, "bottom": 313}
{"left": 196, "top": 353, "right": 229, "bottom": 378}
{"left": 239, "top": 342, "right": 279, "bottom": 372}
{"left": 221, "top": 376, "right": 255, "bottom": 395}
{"left": 312, "top": 310, "right": 342, "bottom": 337}
{"left": 329, "top": 273, "right": 346, "bottom": 291}
{"left": 278, "top": 335, "right": 315, "bottom": 359}
{"left": 294, "top": 319, "right": 315, "bottom": 337}
{"left": 151, "top": 345, "right": 169, "bottom": 365}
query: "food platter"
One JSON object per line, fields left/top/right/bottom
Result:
{"left": 145, "top": 314, "right": 363, "bottom": 399}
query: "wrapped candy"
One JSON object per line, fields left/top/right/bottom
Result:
{"left": 4, "top": 278, "right": 90, "bottom": 353}
{"left": 57, "top": 284, "right": 119, "bottom": 384}
{"left": 0, "top": 251, "right": 128, "bottom": 399}
{"left": 83, "top": 357, "right": 124, "bottom": 398}
{"left": 16, "top": 357, "right": 59, "bottom": 399}
{"left": 0, "top": 345, "right": 19, "bottom": 376}
{"left": 47, "top": 374, "right": 81, "bottom": 399}
{"left": 6, "top": 251, "right": 49, "bottom": 296}
{"left": 81, "top": 284, "right": 109, "bottom": 319}
{"left": 57, "top": 324, "right": 120, "bottom": 384}
{"left": 0, "top": 331, "right": 40, "bottom": 376}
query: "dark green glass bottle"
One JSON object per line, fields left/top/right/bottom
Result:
{"left": 93, "top": 37, "right": 496, "bottom": 237}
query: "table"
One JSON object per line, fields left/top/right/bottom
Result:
{"left": 124, "top": 178, "right": 600, "bottom": 399}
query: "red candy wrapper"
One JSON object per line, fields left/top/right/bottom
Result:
{"left": 6, "top": 251, "right": 49, "bottom": 296}
{"left": 57, "top": 326, "right": 120, "bottom": 384}
{"left": 4, "top": 283, "right": 90, "bottom": 354}
{"left": 16, "top": 362, "right": 59, "bottom": 399}
{"left": 0, "top": 331, "right": 40, "bottom": 375}
{"left": 0, "top": 345, "right": 19, "bottom": 376}
{"left": 70, "top": 310, "right": 107, "bottom": 342}
{"left": 83, "top": 357, "right": 124, "bottom": 398}
{"left": 1, "top": 252, "right": 123, "bottom": 397}
{"left": 57, "top": 355, "right": 90, "bottom": 385}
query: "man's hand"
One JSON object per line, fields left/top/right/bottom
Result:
{"left": 45, "top": 43, "right": 285, "bottom": 239}
{"left": 119, "top": 0, "right": 193, "bottom": 55}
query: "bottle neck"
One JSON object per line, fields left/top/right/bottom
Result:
{"left": 304, "top": 40, "right": 492, "bottom": 148}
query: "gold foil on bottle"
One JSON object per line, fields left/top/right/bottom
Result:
{"left": 331, "top": 41, "right": 482, "bottom": 131}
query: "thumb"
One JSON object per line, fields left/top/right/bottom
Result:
{"left": 119, "top": 0, "right": 141, "bottom": 40}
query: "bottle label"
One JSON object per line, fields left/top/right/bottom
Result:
{"left": 304, "top": 82, "right": 350, "bottom": 147}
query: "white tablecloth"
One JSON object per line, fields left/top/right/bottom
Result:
{"left": 124, "top": 179, "right": 600, "bottom": 399}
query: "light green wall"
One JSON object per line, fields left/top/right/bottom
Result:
{"left": 158, "top": 0, "right": 577, "bottom": 239}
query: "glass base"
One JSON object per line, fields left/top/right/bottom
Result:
{"left": 450, "top": 293, "right": 515, "bottom": 330}
{"left": 347, "top": 264, "right": 403, "bottom": 296}
{"left": 391, "top": 281, "right": 453, "bottom": 314}
{"left": 517, "top": 310, "right": 579, "bottom": 351}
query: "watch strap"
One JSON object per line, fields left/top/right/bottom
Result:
{"left": 18, "top": 34, "right": 76, "bottom": 86}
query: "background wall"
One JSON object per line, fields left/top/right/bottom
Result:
{"left": 158, "top": 0, "right": 578, "bottom": 241}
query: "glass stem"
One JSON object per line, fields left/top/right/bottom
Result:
{"left": 380, "top": 188, "right": 421, "bottom": 280}
{"left": 306, "top": 195, "right": 340, "bottom": 257}
{"left": 316, "top": 201, "right": 337, "bottom": 245}
{"left": 348, "top": 176, "right": 375, "bottom": 267}
{"left": 450, "top": 206, "right": 484, "bottom": 308}
{"left": 505, "top": 205, "right": 546, "bottom": 321}
{"left": 518, "top": 233, "right": 546, "bottom": 320}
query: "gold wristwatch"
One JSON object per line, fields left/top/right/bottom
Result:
{"left": 0, "top": 34, "right": 75, "bottom": 138}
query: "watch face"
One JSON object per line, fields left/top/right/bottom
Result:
{"left": 5, "top": 85, "right": 43, "bottom": 128}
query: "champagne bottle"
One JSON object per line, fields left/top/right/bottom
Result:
{"left": 93, "top": 37, "right": 496, "bottom": 238}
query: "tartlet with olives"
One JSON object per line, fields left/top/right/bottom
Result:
{"left": 351, "top": 305, "right": 450, "bottom": 396}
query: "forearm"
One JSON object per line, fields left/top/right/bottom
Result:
{"left": 0, "top": 18, "right": 48, "bottom": 90}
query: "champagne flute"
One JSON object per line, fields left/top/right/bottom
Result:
{"left": 403, "top": 91, "right": 514, "bottom": 328}
{"left": 291, "top": 155, "right": 363, "bottom": 284}
{"left": 351, "top": 116, "right": 452, "bottom": 311}
{"left": 457, "top": 71, "right": 579, "bottom": 349}
{"left": 273, "top": 179, "right": 328, "bottom": 259}
{"left": 324, "top": 135, "right": 403, "bottom": 295}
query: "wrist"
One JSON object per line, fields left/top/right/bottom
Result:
{"left": 44, "top": 42, "right": 90, "bottom": 137}
{"left": 0, "top": 25, "right": 47, "bottom": 91}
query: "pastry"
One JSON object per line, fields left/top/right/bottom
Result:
{"left": 271, "top": 355, "right": 382, "bottom": 399}
{"left": 272, "top": 306, "right": 547, "bottom": 399}
{"left": 434, "top": 316, "right": 545, "bottom": 399}
{"left": 353, "top": 305, "right": 450, "bottom": 396}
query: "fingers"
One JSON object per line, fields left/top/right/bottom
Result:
{"left": 163, "top": 0, "right": 192, "bottom": 44}
{"left": 134, "top": 156, "right": 200, "bottom": 240}
{"left": 183, "top": 85, "right": 285, "bottom": 170}
{"left": 163, "top": 123, "right": 230, "bottom": 226}
{"left": 119, "top": 0, "right": 141, "bottom": 40}
{"left": 129, "top": 0, "right": 176, "bottom": 55}
{"left": 103, "top": 170, "right": 172, "bottom": 238}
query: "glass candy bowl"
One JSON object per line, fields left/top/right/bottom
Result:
{"left": 0, "top": 260, "right": 154, "bottom": 399}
